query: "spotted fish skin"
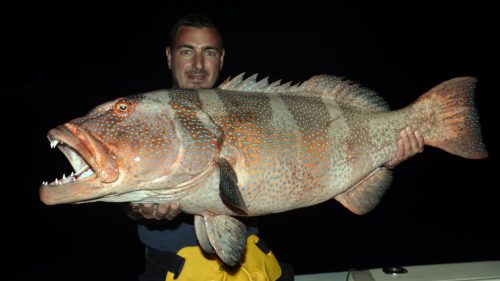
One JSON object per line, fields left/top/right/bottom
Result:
{"left": 39, "top": 74, "right": 488, "bottom": 266}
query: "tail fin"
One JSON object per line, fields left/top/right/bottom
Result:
{"left": 415, "top": 77, "right": 488, "bottom": 159}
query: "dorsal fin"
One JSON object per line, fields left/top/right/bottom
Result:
{"left": 299, "top": 75, "right": 390, "bottom": 112}
{"left": 219, "top": 72, "right": 246, "bottom": 89}
{"left": 218, "top": 73, "right": 389, "bottom": 112}
{"left": 218, "top": 73, "right": 300, "bottom": 93}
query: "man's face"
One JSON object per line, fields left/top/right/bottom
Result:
{"left": 166, "top": 26, "right": 225, "bottom": 89}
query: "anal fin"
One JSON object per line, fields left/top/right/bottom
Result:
{"left": 335, "top": 168, "right": 393, "bottom": 215}
{"left": 196, "top": 214, "right": 247, "bottom": 267}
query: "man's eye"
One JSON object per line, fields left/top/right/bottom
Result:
{"left": 179, "top": 49, "right": 192, "bottom": 56}
{"left": 205, "top": 50, "right": 217, "bottom": 56}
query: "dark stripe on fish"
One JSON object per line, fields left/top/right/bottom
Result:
{"left": 168, "top": 89, "right": 203, "bottom": 109}
{"left": 279, "top": 94, "right": 332, "bottom": 170}
{"left": 279, "top": 95, "right": 332, "bottom": 138}
{"left": 217, "top": 91, "right": 273, "bottom": 127}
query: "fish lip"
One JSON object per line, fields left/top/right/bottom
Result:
{"left": 39, "top": 175, "right": 101, "bottom": 205}
{"left": 39, "top": 123, "right": 119, "bottom": 205}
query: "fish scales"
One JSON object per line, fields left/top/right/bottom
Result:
{"left": 179, "top": 89, "right": 337, "bottom": 214}
{"left": 40, "top": 74, "right": 488, "bottom": 266}
{"left": 171, "top": 89, "right": 377, "bottom": 214}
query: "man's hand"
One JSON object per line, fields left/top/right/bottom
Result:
{"left": 384, "top": 127, "right": 424, "bottom": 169}
{"left": 127, "top": 202, "right": 181, "bottom": 220}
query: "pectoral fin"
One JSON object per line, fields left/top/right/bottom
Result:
{"left": 217, "top": 158, "right": 248, "bottom": 215}
{"left": 196, "top": 214, "right": 247, "bottom": 267}
{"left": 335, "top": 168, "right": 393, "bottom": 215}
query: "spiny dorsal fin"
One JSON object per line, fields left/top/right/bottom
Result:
{"left": 299, "top": 75, "right": 390, "bottom": 112}
{"left": 218, "top": 73, "right": 300, "bottom": 93}
{"left": 218, "top": 73, "right": 389, "bottom": 112}
{"left": 219, "top": 72, "right": 246, "bottom": 89}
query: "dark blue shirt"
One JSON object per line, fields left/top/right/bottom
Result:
{"left": 138, "top": 213, "right": 259, "bottom": 253}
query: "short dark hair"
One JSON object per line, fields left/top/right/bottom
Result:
{"left": 169, "top": 14, "right": 223, "bottom": 49}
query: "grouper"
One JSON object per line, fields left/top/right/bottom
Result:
{"left": 39, "top": 73, "right": 488, "bottom": 266}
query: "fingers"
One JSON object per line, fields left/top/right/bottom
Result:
{"left": 141, "top": 203, "right": 157, "bottom": 215}
{"left": 396, "top": 134, "right": 405, "bottom": 159}
{"left": 129, "top": 202, "right": 180, "bottom": 220}
{"left": 415, "top": 130, "right": 424, "bottom": 153}
{"left": 134, "top": 203, "right": 156, "bottom": 219}
{"left": 385, "top": 132, "right": 406, "bottom": 169}
{"left": 384, "top": 127, "right": 425, "bottom": 169}
{"left": 156, "top": 203, "right": 180, "bottom": 220}
{"left": 404, "top": 127, "right": 424, "bottom": 155}
{"left": 402, "top": 127, "right": 413, "bottom": 157}
{"left": 156, "top": 203, "right": 169, "bottom": 218}
{"left": 166, "top": 201, "right": 181, "bottom": 220}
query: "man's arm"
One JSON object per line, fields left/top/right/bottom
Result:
{"left": 384, "top": 127, "right": 424, "bottom": 169}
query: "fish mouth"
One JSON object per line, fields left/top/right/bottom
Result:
{"left": 39, "top": 123, "right": 119, "bottom": 205}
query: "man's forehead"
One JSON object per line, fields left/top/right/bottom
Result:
{"left": 173, "top": 26, "right": 222, "bottom": 49}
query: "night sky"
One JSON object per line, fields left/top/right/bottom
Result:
{"left": 3, "top": 1, "right": 499, "bottom": 280}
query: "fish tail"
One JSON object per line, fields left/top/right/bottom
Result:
{"left": 414, "top": 77, "right": 488, "bottom": 159}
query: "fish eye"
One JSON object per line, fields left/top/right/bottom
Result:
{"left": 113, "top": 98, "right": 134, "bottom": 117}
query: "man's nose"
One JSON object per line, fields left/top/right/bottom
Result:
{"left": 193, "top": 53, "right": 204, "bottom": 70}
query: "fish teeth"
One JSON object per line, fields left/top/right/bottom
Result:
{"left": 45, "top": 171, "right": 79, "bottom": 186}
{"left": 50, "top": 139, "right": 60, "bottom": 149}
{"left": 44, "top": 139, "right": 93, "bottom": 187}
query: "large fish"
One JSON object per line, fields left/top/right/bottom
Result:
{"left": 39, "top": 74, "right": 487, "bottom": 266}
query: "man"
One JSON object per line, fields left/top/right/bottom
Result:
{"left": 129, "top": 14, "right": 293, "bottom": 281}
{"left": 130, "top": 14, "right": 424, "bottom": 281}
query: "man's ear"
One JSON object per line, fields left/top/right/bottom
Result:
{"left": 166, "top": 47, "right": 173, "bottom": 69}
{"left": 220, "top": 48, "right": 225, "bottom": 70}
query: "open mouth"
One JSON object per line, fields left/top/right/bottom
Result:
{"left": 41, "top": 138, "right": 96, "bottom": 187}
{"left": 39, "top": 123, "right": 119, "bottom": 205}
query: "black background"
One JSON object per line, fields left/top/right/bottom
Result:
{"left": 2, "top": 1, "right": 499, "bottom": 280}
